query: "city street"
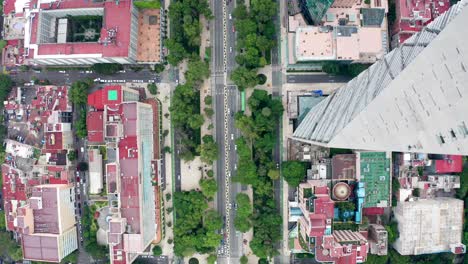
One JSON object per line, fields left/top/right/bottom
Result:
{"left": 211, "top": 0, "right": 244, "bottom": 262}
{"left": 9, "top": 68, "right": 161, "bottom": 85}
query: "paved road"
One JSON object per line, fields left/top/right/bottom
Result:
{"left": 212, "top": 0, "right": 244, "bottom": 262}
{"left": 9, "top": 68, "right": 161, "bottom": 85}
{"left": 286, "top": 74, "right": 351, "bottom": 83}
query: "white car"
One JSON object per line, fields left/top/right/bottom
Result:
{"left": 229, "top": 13, "right": 232, "bottom": 20}
{"left": 234, "top": 164, "right": 237, "bottom": 170}
{"left": 118, "top": 70, "right": 126, "bottom": 73}
{"left": 58, "top": 70, "right": 66, "bottom": 73}
{"left": 85, "top": 70, "right": 93, "bottom": 74}
{"left": 231, "top": 134, "right": 234, "bottom": 140}
{"left": 229, "top": 47, "right": 232, "bottom": 53}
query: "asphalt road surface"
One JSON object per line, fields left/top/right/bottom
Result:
{"left": 286, "top": 74, "right": 351, "bottom": 83}
{"left": 211, "top": 0, "right": 244, "bottom": 262}
{"left": 9, "top": 68, "right": 160, "bottom": 85}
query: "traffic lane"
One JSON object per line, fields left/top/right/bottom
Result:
{"left": 287, "top": 74, "right": 351, "bottom": 83}
{"left": 11, "top": 69, "right": 160, "bottom": 84}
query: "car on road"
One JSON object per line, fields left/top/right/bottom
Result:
{"left": 118, "top": 70, "right": 126, "bottom": 73}
{"left": 229, "top": 13, "right": 232, "bottom": 20}
{"left": 229, "top": 46, "right": 232, "bottom": 53}
{"left": 85, "top": 70, "right": 93, "bottom": 74}
{"left": 177, "top": 174, "right": 181, "bottom": 181}
{"left": 276, "top": 163, "right": 280, "bottom": 169}
{"left": 231, "top": 134, "right": 234, "bottom": 140}
{"left": 58, "top": 70, "right": 66, "bottom": 73}
{"left": 234, "top": 164, "right": 237, "bottom": 170}
{"left": 234, "top": 144, "right": 237, "bottom": 150}
{"left": 232, "top": 26, "right": 235, "bottom": 32}
{"left": 80, "top": 147, "right": 84, "bottom": 153}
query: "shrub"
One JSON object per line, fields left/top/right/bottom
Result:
{"left": 148, "top": 83, "right": 158, "bottom": 95}
{"left": 257, "top": 74, "right": 267, "bottom": 85}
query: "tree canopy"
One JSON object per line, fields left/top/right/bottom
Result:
{"left": 69, "top": 80, "right": 91, "bottom": 106}
{"left": 230, "top": 0, "right": 277, "bottom": 89}
{"left": 281, "top": 161, "right": 306, "bottom": 187}
{"left": 197, "top": 135, "right": 218, "bottom": 164}
{"left": 0, "top": 74, "right": 13, "bottom": 103}
{"left": 200, "top": 178, "right": 217, "bottom": 198}
{"left": 167, "top": 0, "right": 212, "bottom": 65}
{"left": 91, "top": 63, "right": 123, "bottom": 75}
{"left": 234, "top": 193, "right": 252, "bottom": 232}
{"left": 233, "top": 89, "right": 283, "bottom": 258}
{"left": 173, "top": 191, "right": 222, "bottom": 256}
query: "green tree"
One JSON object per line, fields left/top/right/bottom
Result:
{"left": 200, "top": 178, "right": 217, "bottom": 198}
{"left": 70, "top": 81, "right": 90, "bottom": 106}
{"left": 204, "top": 107, "right": 214, "bottom": 117}
{"left": 165, "top": 39, "right": 187, "bottom": 66}
{"left": 0, "top": 74, "right": 13, "bottom": 103}
{"left": 152, "top": 246, "right": 162, "bottom": 256}
{"left": 257, "top": 74, "right": 267, "bottom": 85}
{"left": 197, "top": 135, "right": 218, "bottom": 163}
{"left": 281, "top": 161, "right": 306, "bottom": 187}
{"left": 388, "top": 248, "right": 411, "bottom": 264}
{"left": 267, "top": 169, "right": 279, "bottom": 180}
{"left": 189, "top": 258, "right": 199, "bottom": 264}
{"left": 148, "top": 83, "right": 158, "bottom": 95}
{"left": 91, "top": 63, "right": 123, "bottom": 75}
{"left": 76, "top": 109, "right": 88, "bottom": 139}
{"left": 231, "top": 66, "right": 259, "bottom": 90}
{"left": 240, "top": 255, "right": 249, "bottom": 264}
{"left": 204, "top": 95, "right": 213, "bottom": 105}
{"left": 207, "top": 255, "right": 217, "bottom": 264}
{"left": 0, "top": 40, "right": 7, "bottom": 50}
{"left": 234, "top": 193, "right": 252, "bottom": 232}
{"left": 363, "top": 254, "right": 388, "bottom": 264}
{"left": 186, "top": 57, "right": 210, "bottom": 85}
{"left": 153, "top": 64, "right": 165, "bottom": 73}
{"left": 67, "top": 150, "right": 77, "bottom": 161}
{"left": 386, "top": 221, "right": 399, "bottom": 244}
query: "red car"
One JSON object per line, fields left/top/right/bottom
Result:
{"left": 232, "top": 26, "right": 235, "bottom": 32}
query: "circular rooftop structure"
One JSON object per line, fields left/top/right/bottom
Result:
{"left": 333, "top": 182, "right": 351, "bottom": 201}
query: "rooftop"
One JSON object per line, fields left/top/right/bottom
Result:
{"left": 358, "top": 152, "right": 391, "bottom": 208}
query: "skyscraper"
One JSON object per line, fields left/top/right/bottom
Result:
{"left": 293, "top": 0, "right": 468, "bottom": 155}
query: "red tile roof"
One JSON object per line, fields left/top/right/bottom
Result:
{"left": 44, "top": 132, "right": 63, "bottom": 151}
{"left": 88, "top": 85, "right": 123, "bottom": 110}
{"left": 435, "top": 155, "right": 463, "bottom": 173}
{"left": 32, "top": 0, "right": 132, "bottom": 58}
{"left": 87, "top": 111, "right": 105, "bottom": 143}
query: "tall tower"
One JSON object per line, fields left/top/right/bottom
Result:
{"left": 293, "top": 0, "right": 468, "bottom": 155}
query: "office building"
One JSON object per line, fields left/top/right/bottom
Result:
{"left": 293, "top": 0, "right": 468, "bottom": 155}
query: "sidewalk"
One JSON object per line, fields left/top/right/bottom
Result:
{"left": 148, "top": 82, "right": 175, "bottom": 260}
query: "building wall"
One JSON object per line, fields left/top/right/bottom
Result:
{"left": 393, "top": 198, "right": 464, "bottom": 255}
{"left": 33, "top": 56, "right": 135, "bottom": 65}
{"left": 58, "top": 226, "right": 78, "bottom": 261}
{"left": 57, "top": 185, "right": 76, "bottom": 234}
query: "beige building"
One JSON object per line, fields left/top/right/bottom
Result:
{"left": 393, "top": 198, "right": 465, "bottom": 255}
{"left": 16, "top": 184, "right": 78, "bottom": 263}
